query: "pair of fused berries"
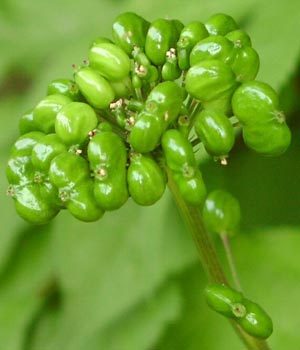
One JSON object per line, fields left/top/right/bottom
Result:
{"left": 7, "top": 11, "right": 291, "bottom": 224}
{"left": 205, "top": 283, "right": 273, "bottom": 340}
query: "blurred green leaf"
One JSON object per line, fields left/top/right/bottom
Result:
{"left": 29, "top": 282, "right": 182, "bottom": 350}
{"left": 0, "top": 225, "right": 55, "bottom": 350}
{"left": 24, "top": 194, "right": 197, "bottom": 349}
{"left": 75, "top": 283, "right": 181, "bottom": 350}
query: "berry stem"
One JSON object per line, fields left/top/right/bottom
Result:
{"left": 166, "top": 168, "right": 270, "bottom": 350}
{"left": 221, "top": 233, "right": 243, "bottom": 291}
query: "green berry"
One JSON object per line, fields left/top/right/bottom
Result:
{"left": 49, "top": 152, "right": 90, "bottom": 190}
{"left": 65, "top": 179, "right": 104, "bottom": 222}
{"left": 161, "top": 129, "right": 196, "bottom": 172}
{"left": 88, "top": 131, "right": 128, "bottom": 210}
{"left": 145, "top": 81, "right": 184, "bottom": 125}
{"left": 47, "top": 78, "right": 83, "bottom": 101}
{"left": 202, "top": 189, "right": 241, "bottom": 236}
{"left": 237, "top": 299, "right": 273, "bottom": 339}
{"left": 145, "top": 18, "right": 182, "bottom": 66}
{"left": 205, "top": 13, "right": 238, "bottom": 36}
{"left": 55, "top": 102, "right": 98, "bottom": 146}
{"left": 7, "top": 132, "right": 45, "bottom": 185}
{"left": 89, "top": 42, "right": 131, "bottom": 81}
{"left": 127, "top": 153, "right": 166, "bottom": 206}
{"left": 173, "top": 170, "right": 207, "bottom": 206}
{"left": 189, "top": 35, "right": 235, "bottom": 66}
{"left": 89, "top": 36, "right": 112, "bottom": 48}
{"left": 12, "top": 183, "right": 60, "bottom": 225}
{"left": 110, "top": 76, "right": 133, "bottom": 99}
{"left": 185, "top": 59, "right": 237, "bottom": 102}
{"left": 230, "top": 46, "right": 260, "bottom": 82}
{"left": 194, "top": 109, "right": 235, "bottom": 160}
{"left": 177, "top": 21, "right": 209, "bottom": 70}
{"left": 33, "top": 94, "right": 72, "bottom": 134}
{"left": 31, "top": 134, "right": 67, "bottom": 173}
{"left": 74, "top": 66, "right": 115, "bottom": 109}
{"left": 161, "top": 56, "right": 181, "bottom": 81}
{"left": 19, "top": 110, "right": 36, "bottom": 135}
{"left": 205, "top": 283, "right": 244, "bottom": 318}
{"left": 129, "top": 111, "right": 163, "bottom": 153}
{"left": 243, "top": 119, "right": 291, "bottom": 156}
{"left": 225, "top": 29, "right": 252, "bottom": 48}
{"left": 232, "top": 81, "right": 281, "bottom": 125}
{"left": 112, "top": 12, "right": 150, "bottom": 55}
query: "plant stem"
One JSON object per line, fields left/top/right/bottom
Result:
{"left": 167, "top": 169, "right": 270, "bottom": 350}
{"left": 221, "top": 233, "right": 243, "bottom": 291}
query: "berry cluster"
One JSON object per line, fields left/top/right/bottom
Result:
{"left": 6, "top": 12, "right": 291, "bottom": 225}
{"left": 205, "top": 283, "right": 273, "bottom": 340}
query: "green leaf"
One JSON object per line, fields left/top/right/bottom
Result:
{"left": 27, "top": 194, "right": 196, "bottom": 349}
{"left": 0, "top": 225, "right": 55, "bottom": 350}
{"left": 29, "top": 283, "right": 181, "bottom": 350}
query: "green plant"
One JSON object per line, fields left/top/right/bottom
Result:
{"left": 5, "top": 10, "right": 293, "bottom": 350}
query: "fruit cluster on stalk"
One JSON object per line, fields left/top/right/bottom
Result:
{"left": 6, "top": 12, "right": 291, "bottom": 226}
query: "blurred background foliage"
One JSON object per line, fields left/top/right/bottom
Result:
{"left": 0, "top": 0, "right": 300, "bottom": 349}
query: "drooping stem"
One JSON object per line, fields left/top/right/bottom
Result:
{"left": 221, "top": 233, "right": 243, "bottom": 291}
{"left": 167, "top": 168, "right": 270, "bottom": 350}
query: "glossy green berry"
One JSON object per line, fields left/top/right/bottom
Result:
{"left": 185, "top": 60, "right": 237, "bottom": 102}
{"left": 225, "top": 29, "right": 252, "bottom": 48}
{"left": 232, "top": 81, "right": 281, "bottom": 125}
{"left": 47, "top": 78, "right": 83, "bottom": 101}
{"left": 110, "top": 76, "right": 133, "bottom": 99}
{"left": 31, "top": 134, "right": 67, "bottom": 173}
{"left": 190, "top": 35, "right": 235, "bottom": 66}
{"left": 129, "top": 111, "right": 163, "bottom": 153}
{"left": 178, "top": 21, "right": 208, "bottom": 49}
{"left": 205, "top": 13, "right": 238, "bottom": 36}
{"left": 161, "top": 129, "right": 196, "bottom": 172}
{"left": 12, "top": 183, "right": 60, "bottom": 225}
{"left": 237, "top": 299, "right": 273, "bottom": 339}
{"left": 145, "top": 81, "right": 184, "bottom": 125}
{"left": 19, "top": 110, "right": 36, "bottom": 135}
{"left": 194, "top": 109, "right": 235, "bottom": 159}
{"left": 88, "top": 131, "right": 128, "bottom": 210}
{"left": 33, "top": 94, "right": 72, "bottom": 134}
{"left": 7, "top": 131, "right": 45, "bottom": 185}
{"left": 49, "top": 152, "right": 90, "bottom": 191}
{"left": 202, "top": 89, "right": 234, "bottom": 116}
{"left": 161, "top": 56, "right": 181, "bottom": 81}
{"left": 202, "top": 189, "right": 241, "bottom": 236}
{"left": 177, "top": 21, "right": 209, "bottom": 70}
{"left": 127, "top": 153, "right": 166, "bottom": 206}
{"left": 230, "top": 46, "right": 260, "bottom": 82}
{"left": 89, "top": 42, "right": 131, "bottom": 81}
{"left": 65, "top": 179, "right": 104, "bottom": 222}
{"left": 177, "top": 115, "right": 191, "bottom": 138}
{"left": 145, "top": 18, "right": 182, "bottom": 66}
{"left": 6, "top": 155, "right": 35, "bottom": 186}
{"left": 74, "top": 66, "right": 115, "bottom": 109}
{"left": 172, "top": 19, "right": 185, "bottom": 35}
{"left": 173, "top": 170, "right": 207, "bottom": 206}
{"left": 89, "top": 36, "right": 112, "bottom": 48}
{"left": 112, "top": 12, "right": 150, "bottom": 55}
{"left": 243, "top": 119, "right": 291, "bottom": 156}
{"left": 205, "top": 283, "right": 244, "bottom": 318}
{"left": 10, "top": 131, "right": 45, "bottom": 157}
{"left": 55, "top": 102, "right": 98, "bottom": 146}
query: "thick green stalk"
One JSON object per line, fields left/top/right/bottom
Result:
{"left": 167, "top": 169, "right": 270, "bottom": 350}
